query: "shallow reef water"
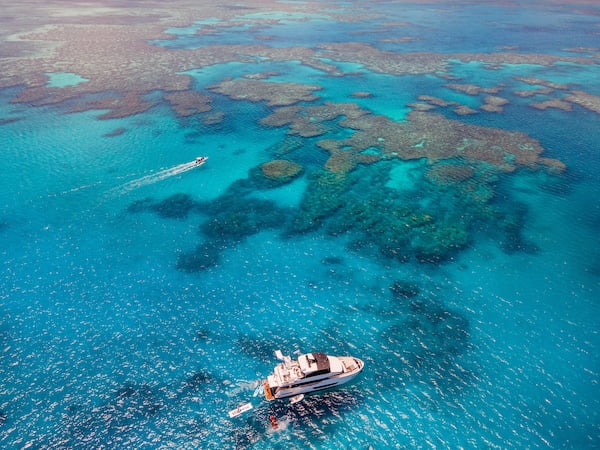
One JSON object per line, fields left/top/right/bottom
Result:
{"left": 1, "top": 1, "right": 599, "bottom": 448}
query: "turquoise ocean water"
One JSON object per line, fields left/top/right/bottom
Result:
{"left": 1, "top": 2, "right": 599, "bottom": 448}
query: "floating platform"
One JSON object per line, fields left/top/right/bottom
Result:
{"left": 228, "top": 402, "right": 253, "bottom": 418}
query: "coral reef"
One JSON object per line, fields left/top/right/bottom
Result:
{"left": 151, "top": 193, "right": 199, "bottom": 220}
{"left": 260, "top": 159, "right": 304, "bottom": 182}
{"left": 513, "top": 76, "right": 570, "bottom": 90}
{"left": 103, "top": 127, "right": 126, "bottom": 137}
{"left": 537, "top": 157, "right": 566, "bottom": 175}
{"left": 512, "top": 81, "right": 600, "bottom": 115}
{"left": 243, "top": 71, "right": 280, "bottom": 80}
{"left": 564, "top": 46, "right": 599, "bottom": 53}
{"left": 176, "top": 240, "right": 224, "bottom": 272}
{"left": 408, "top": 102, "right": 437, "bottom": 112}
{"left": 290, "top": 170, "right": 351, "bottom": 233}
{"left": 260, "top": 102, "right": 367, "bottom": 138}
{"left": 164, "top": 90, "right": 212, "bottom": 117}
{"left": 201, "top": 198, "right": 286, "bottom": 241}
{"left": 379, "top": 36, "right": 420, "bottom": 43}
{"left": 291, "top": 164, "right": 472, "bottom": 263}
{"left": 417, "top": 95, "right": 457, "bottom": 107}
{"left": 321, "top": 146, "right": 369, "bottom": 174}
{"left": 133, "top": 97, "right": 563, "bottom": 270}
{"left": 208, "top": 79, "right": 322, "bottom": 106}
{"left": 453, "top": 105, "right": 478, "bottom": 115}
{"left": 425, "top": 163, "right": 475, "bottom": 186}
{"left": 458, "top": 179, "right": 495, "bottom": 205}
{"left": 530, "top": 99, "right": 573, "bottom": 111}
{"left": 315, "top": 42, "right": 595, "bottom": 77}
{"left": 2, "top": 1, "right": 595, "bottom": 122}
{"left": 495, "top": 204, "right": 540, "bottom": 254}
{"left": 316, "top": 109, "right": 562, "bottom": 174}
{"left": 480, "top": 95, "right": 509, "bottom": 113}
{"left": 565, "top": 90, "right": 600, "bottom": 114}
{"left": 317, "top": 42, "right": 450, "bottom": 75}
{"left": 445, "top": 83, "right": 502, "bottom": 95}
{"left": 133, "top": 175, "right": 296, "bottom": 273}
{"left": 66, "top": 92, "right": 158, "bottom": 119}
{"left": 127, "top": 194, "right": 199, "bottom": 220}
{"left": 452, "top": 52, "right": 594, "bottom": 69}
{"left": 202, "top": 111, "right": 225, "bottom": 125}
{"left": 412, "top": 222, "right": 470, "bottom": 263}
{"left": 0, "top": 0, "right": 576, "bottom": 274}
{"left": 265, "top": 135, "right": 305, "bottom": 157}
{"left": 260, "top": 105, "right": 302, "bottom": 128}
{"left": 413, "top": 95, "right": 479, "bottom": 116}
{"left": 350, "top": 91, "right": 374, "bottom": 98}
{"left": 513, "top": 88, "right": 553, "bottom": 98}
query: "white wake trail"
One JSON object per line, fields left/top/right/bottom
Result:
{"left": 108, "top": 160, "right": 204, "bottom": 196}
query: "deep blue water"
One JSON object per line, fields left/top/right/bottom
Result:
{"left": 1, "top": 1, "right": 599, "bottom": 448}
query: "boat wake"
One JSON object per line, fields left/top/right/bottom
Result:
{"left": 108, "top": 158, "right": 206, "bottom": 196}
{"left": 47, "top": 181, "right": 104, "bottom": 198}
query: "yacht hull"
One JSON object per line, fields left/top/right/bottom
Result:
{"left": 264, "top": 355, "right": 363, "bottom": 401}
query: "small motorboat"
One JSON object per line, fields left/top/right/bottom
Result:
{"left": 195, "top": 156, "right": 208, "bottom": 165}
{"left": 262, "top": 350, "right": 364, "bottom": 402}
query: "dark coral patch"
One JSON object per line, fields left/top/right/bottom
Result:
{"left": 496, "top": 206, "right": 539, "bottom": 255}
{"left": 0, "top": 117, "right": 21, "bottom": 125}
{"left": 151, "top": 193, "right": 199, "bottom": 220}
{"left": 201, "top": 198, "right": 286, "bottom": 241}
{"left": 111, "top": 384, "right": 164, "bottom": 418}
{"left": 289, "top": 163, "right": 474, "bottom": 263}
{"left": 126, "top": 197, "right": 155, "bottom": 214}
{"left": 322, "top": 256, "right": 344, "bottom": 265}
{"left": 289, "top": 170, "right": 350, "bottom": 233}
{"left": 237, "top": 336, "right": 282, "bottom": 360}
{"left": 175, "top": 192, "right": 290, "bottom": 273}
{"left": 176, "top": 240, "right": 224, "bottom": 272}
{"left": 181, "top": 370, "right": 212, "bottom": 393}
{"left": 410, "top": 298, "right": 470, "bottom": 354}
{"left": 103, "top": 127, "right": 126, "bottom": 137}
{"left": 127, "top": 194, "right": 201, "bottom": 220}
{"left": 194, "top": 328, "right": 211, "bottom": 341}
{"left": 412, "top": 222, "right": 470, "bottom": 263}
{"left": 108, "top": 384, "right": 162, "bottom": 416}
{"left": 389, "top": 280, "right": 420, "bottom": 299}
{"left": 380, "top": 294, "right": 473, "bottom": 403}
{"left": 265, "top": 136, "right": 305, "bottom": 158}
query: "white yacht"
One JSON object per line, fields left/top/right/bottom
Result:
{"left": 195, "top": 156, "right": 208, "bottom": 165}
{"left": 262, "top": 350, "right": 364, "bottom": 402}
